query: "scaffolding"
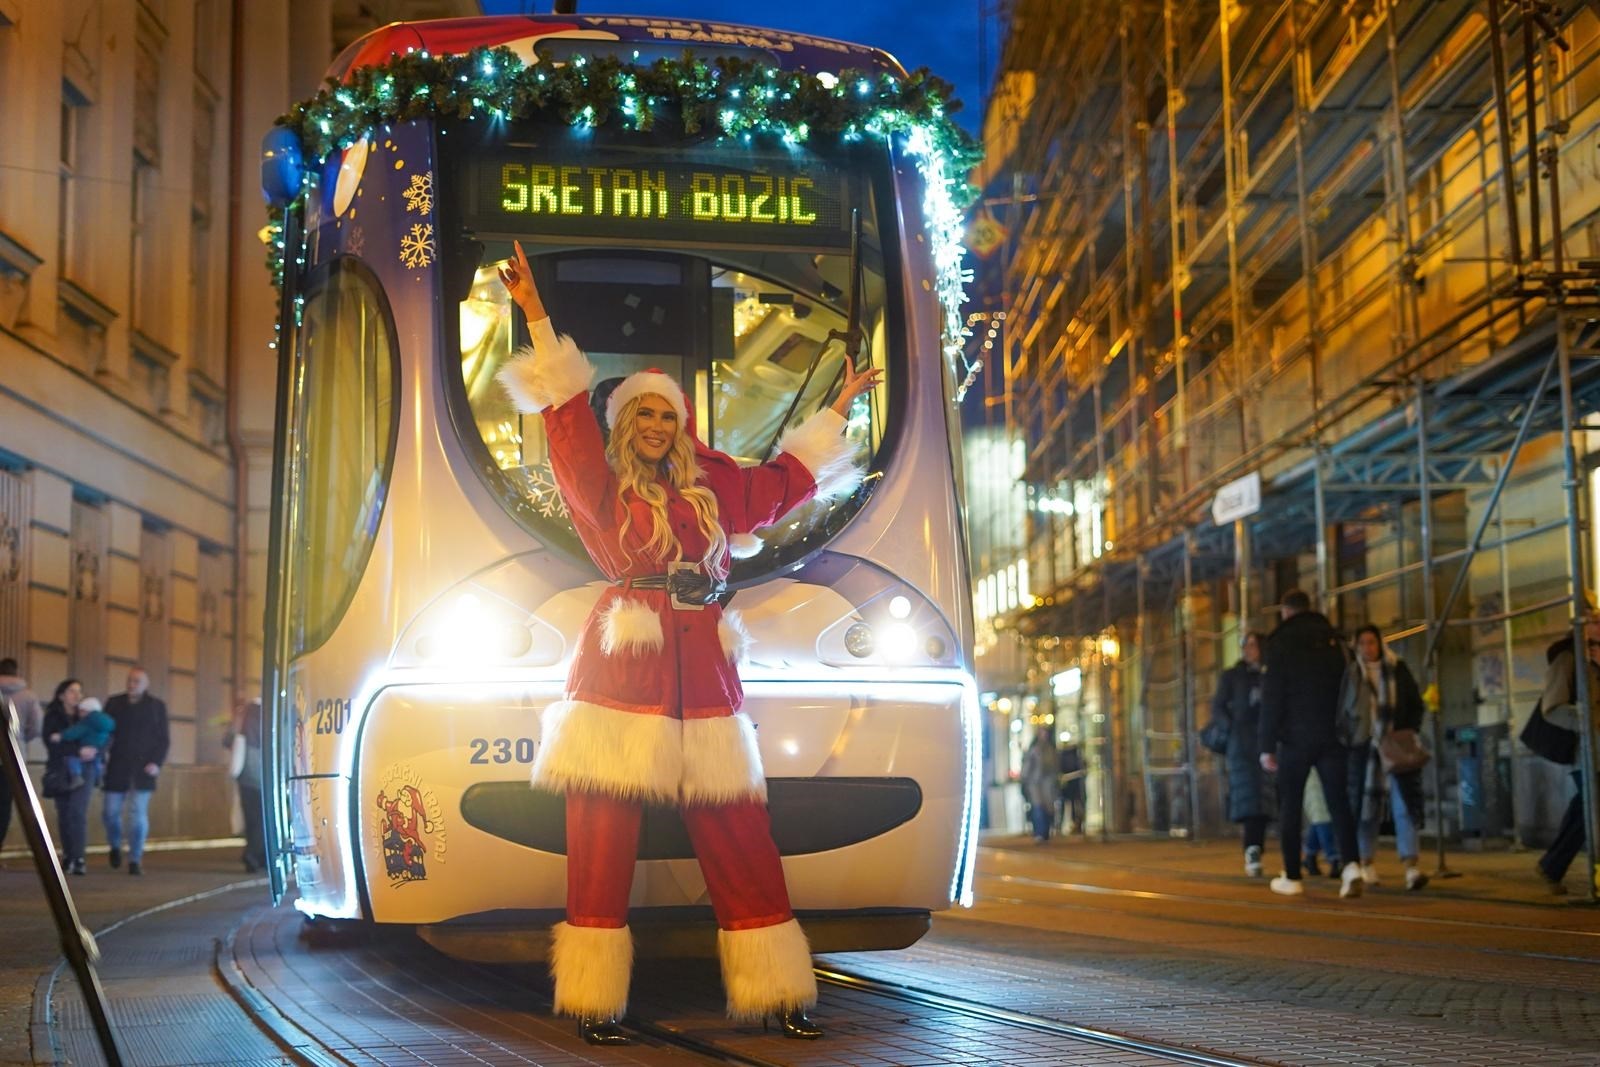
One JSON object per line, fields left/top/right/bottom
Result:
{"left": 980, "top": 0, "right": 1600, "bottom": 894}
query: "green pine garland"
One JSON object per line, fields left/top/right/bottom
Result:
{"left": 276, "top": 47, "right": 980, "bottom": 192}
{"left": 267, "top": 46, "right": 983, "bottom": 366}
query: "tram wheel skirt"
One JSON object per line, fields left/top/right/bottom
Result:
{"left": 417, "top": 908, "right": 931, "bottom": 962}
{"left": 458, "top": 775, "right": 924, "bottom": 858}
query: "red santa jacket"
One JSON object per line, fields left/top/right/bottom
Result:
{"left": 499, "top": 318, "right": 858, "bottom": 807}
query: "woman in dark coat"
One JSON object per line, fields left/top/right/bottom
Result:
{"left": 1212, "top": 632, "right": 1271, "bottom": 876}
{"left": 40, "top": 679, "right": 95, "bottom": 875}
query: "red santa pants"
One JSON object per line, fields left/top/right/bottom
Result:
{"left": 565, "top": 790, "right": 793, "bottom": 930}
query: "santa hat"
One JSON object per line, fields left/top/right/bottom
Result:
{"left": 604, "top": 369, "right": 688, "bottom": 431}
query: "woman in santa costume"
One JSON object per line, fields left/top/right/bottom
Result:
{"left": 496, "top": 242, "right": 875, "bottom": 1045}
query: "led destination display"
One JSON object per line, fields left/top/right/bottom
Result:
{"left": 466, "top": 151, "right": 850, "bottom": 243}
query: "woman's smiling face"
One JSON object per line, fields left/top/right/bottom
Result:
{"left": 632, "top": 394, "right": 678, "bottom": 464}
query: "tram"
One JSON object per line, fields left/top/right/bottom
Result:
{"left": 260, "top": 13, "right": 978, "bottom": 956}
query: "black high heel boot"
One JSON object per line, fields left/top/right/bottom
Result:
{"left": 579, "top": 1017, "right": 631, "bottom": 1046}
{"left": 774, "top": 1007, "right": 823, "bottom": 1040}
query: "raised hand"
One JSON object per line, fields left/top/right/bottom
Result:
{"left": 497, "top": 239, "right": 546, "bottom": 321}
{"left": 830, "top": 359, "right": 883, "bottom": 417}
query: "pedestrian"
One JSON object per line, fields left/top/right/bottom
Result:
{"left": 1339, "top": 624, "right": 1430, "bottom": 891}
{"left": 224, "top": 697, "right": 266, "bottom": 873}
{"left": 101, "top": 666, "right": 169, "bottom": 875}
{"left": 1301, "top": 767, "right": 1340, "bottom": 878}
{"left": 1211, "top": 632, "right": 1271, "bottom": 876}
{"left": 1532, "top": 616, "right": 1600, "bottom": 895}
{"left": 1056, "top": 733, "right": 1086, "bottom": 835}
{"left": 496, "top": 241, "right": 869, "bottom": 1044}
{"left": 41, "top": 680, "right": 97, "bottom": 875}
{"left": 1021, "top": 728, "right": 1059, "bottom": 842}
{"left": 1259, "top": 589, "right": 1364, "bottom": 898}
{"left": 0, "top": 657, "right": 43, "bottom": 860}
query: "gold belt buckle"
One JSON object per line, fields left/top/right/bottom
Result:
{"left": 667, "top": 560, "right": 704, "bottom": 612}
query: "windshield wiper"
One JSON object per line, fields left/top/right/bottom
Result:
{"left": 762, "top": 207, "right": 865, "bottom": 462}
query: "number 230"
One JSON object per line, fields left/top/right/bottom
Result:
{"left": 468, "top": 737, "right": 536, "bottom": 764}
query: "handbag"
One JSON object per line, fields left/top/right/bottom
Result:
{"left": 1520, "top": 700, "right": 1579, "bottom": 765}
{"left": 1378, "top": 727, "right": 1431, "bottom": 775}
{"left": 41, "top": 764, "right": 75, "bottom": 798}
{"left": 1199, "top": 716, "right": 1229, "bottom": 755}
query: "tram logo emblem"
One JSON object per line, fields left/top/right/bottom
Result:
{"left": 373, "top": 764, "right": 447, "bottom": 886}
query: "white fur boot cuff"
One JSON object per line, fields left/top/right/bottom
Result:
{"left": 550, "top": 921, "right": 634, "bottom": 1019}
{"left": 717, "top": 918, "right": 818, "bottom": 1020}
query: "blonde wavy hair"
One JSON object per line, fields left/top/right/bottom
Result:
{"left": 606, "top": 394, "right": 728, "bottom": 577}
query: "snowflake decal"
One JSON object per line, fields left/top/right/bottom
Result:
{"left": 403, "top": 171, "right": 433, "bottom": 216}
{"left": 345, "top": 224, "right": 366, "bottom": 258}
{"left": 399, "top": 223, "right": 435, "bottom": 269}
{"left": 523, "top": 462, "right": 569, "bottom": 519}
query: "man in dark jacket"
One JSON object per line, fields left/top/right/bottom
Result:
{"left": 101, "top": 667, "right": 169, "bottom": 875}
{"left": 1259, "top": 589, "right": 1363, "bottom": 898}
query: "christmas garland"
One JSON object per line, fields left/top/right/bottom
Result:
{"left": 268, "top": 46, "right": 982, "bottom": 365}
{"left": 278, "top": 47, "right": 979, "bottom": 186}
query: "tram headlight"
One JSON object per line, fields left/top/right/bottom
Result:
{"left": 882, "top": 622, "right": 918, "bottom": 662}
{"left": 413, "top": 592, "right": 535, "bottom": 665}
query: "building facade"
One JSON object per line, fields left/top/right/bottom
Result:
{"left": 0, "top": 0, "right": 473, "bottom": 841}
{"left": 976, "top": 0, "right": 1600, "bottom": 851}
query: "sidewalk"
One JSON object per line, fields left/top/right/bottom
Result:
{"left": 0, "top": 845, "right": 262, "bottom": 1067}
{"left": 980, "top": 829, "right": 1598, "bottom": 906}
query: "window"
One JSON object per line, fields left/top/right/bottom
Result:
{"left": 130, "top": 159, "right": 157, "bottom": 330}
{"left": 133, "top": 23, "right": 161, "bottom": 166}
{"left": 57, "top": 87, "right": 87, "bottom": 279}
{"left": 444, "top": 129, "right": 896, "bottom": 577}
{"left": 287, "top": 259, "right": 397, "bottom": 655}
{"left": 190, "top": 87, "right": 219, "bottom": 378}
{"left": 452, "top": 243, "right": 892, "bottom": 576}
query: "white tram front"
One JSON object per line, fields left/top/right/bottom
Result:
{"left": 261, "top": 15, "right": 979, "bottom": 956}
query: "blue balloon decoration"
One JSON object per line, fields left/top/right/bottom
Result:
{"left": 261, "top": 127, "right": 306, "bottom": 206}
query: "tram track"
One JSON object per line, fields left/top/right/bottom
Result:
{"left": 221, "top": 902, "right": 1277, "bottom": 1065}
{"left": 813, "top": 964, "right": 1268, "bottom": 1066}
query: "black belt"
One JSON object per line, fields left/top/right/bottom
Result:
{"left": 615, "top": 567, "right": 725, "bottom": 607}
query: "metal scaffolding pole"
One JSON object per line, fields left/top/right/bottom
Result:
{"left": 1235, "top": 519, "right": 1252, "bottom": 633}
{"left": 1539, "top": 6, "right": 1594, "bottom": 900}
{"left": 1555, "top": 314, "right": 1600, "bottom": 902}
{"left": 1485, "top": 0, "right": 1526, "bottom": 275}
{"left": 1314, "top": 446, "right": 1332, "bottom": 613}
{"left": 1183, "top": 528, "right": 1200, "bottom": 841}
{"left": 1414, "top": 376, "right": 1456, "bottom": 878}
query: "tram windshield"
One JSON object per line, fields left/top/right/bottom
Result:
{"left": 445, "top": 128, "right": 895, "bottom": 575}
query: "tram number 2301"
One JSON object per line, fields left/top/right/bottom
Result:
{"left": 468, "top": 737, "right": 537, "bottom": 764}
{"left": 312, "top": 698, "right": 352, "bottom": 735}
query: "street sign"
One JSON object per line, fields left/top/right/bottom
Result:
{"left": 1211, "top": 471, "right": 1262, "bottom": 526}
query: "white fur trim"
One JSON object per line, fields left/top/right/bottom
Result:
{"left": 599, "top": 598, "right": 664, "bottom": 656}
{"left": 550, "top": 921, "right": 633, "bottom": 1018}
{"left": 605, "top": 370, "right": 688, "bottom": 429}
{"left": 532, "top": 700, "right": 683, "bottom": 804}
{"left": 495, "top": 318, "right": 594, "bottom": 413}
{"left": 727, "top": 532, "right": 763, "bottom": 559}
{"left": 718, "top": 919, "right": 817, "bottom": 1020}
{"left": 778, "top": 408, "right": 862, "bottom": 499}
{"left": 717, "top": 609, "right": 753, "bottom": 665}
{"left": 681, "top": 712, "right": 766, "bottom": 805}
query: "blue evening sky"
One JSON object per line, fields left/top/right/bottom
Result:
{"left": 478, "top": 1, "right": 990, "bottom": 132}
